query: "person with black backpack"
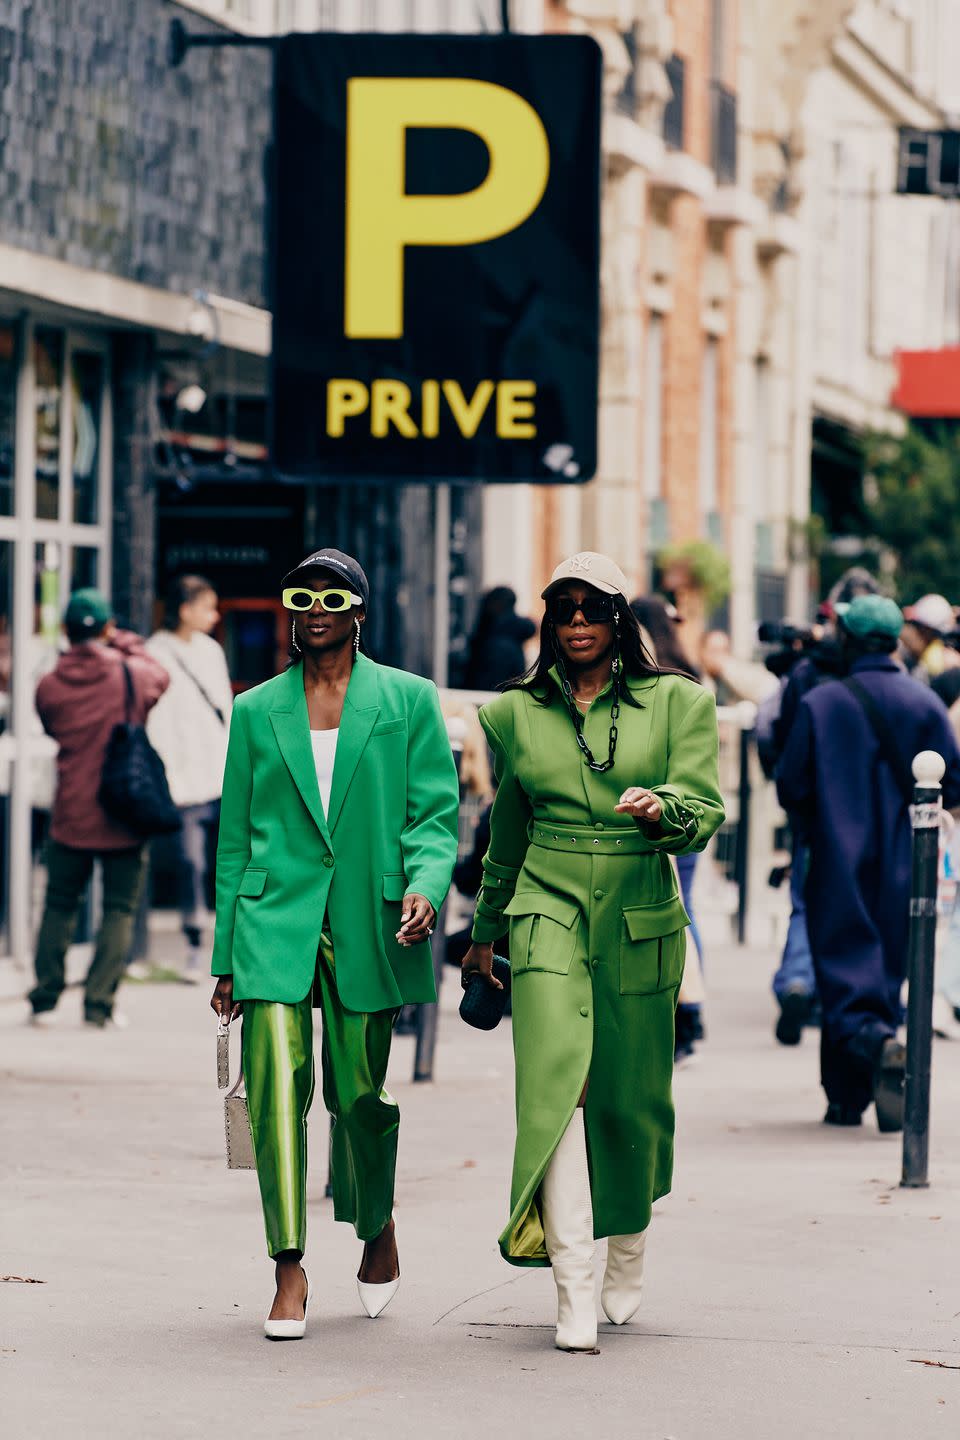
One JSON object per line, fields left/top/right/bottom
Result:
{"left": 777, "top": 596, "right": 960, "bottom": 1131}
{"left": 27, "top": 589, "right": 170, "bottom": 1029}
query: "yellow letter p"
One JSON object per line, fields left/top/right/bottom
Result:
{"left": 345, "top": 78, "right": 550, "bottom": 340}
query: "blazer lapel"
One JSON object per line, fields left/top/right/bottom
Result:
{"left": 326, "top": 654, "right": 380, "bottom": 835}
{"left": 269, "top": 667, "right": 333, "bottom": 849}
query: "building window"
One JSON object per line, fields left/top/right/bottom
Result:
{"left": 699, "top": 337, "right": 719, "bottom": 531}
{"left": 755, "top": 569, "right": 787, "bottom": 627}
{"left": 71, "top": 351, "right": 104, "bottom": 526}
{"left": 644, "top": 315, "right": 669, "bottom": 548}
{"left": 0, "top": 538, "right": 11, "bottom": 954}
{"left": 0, "top": 540, "right": 12, "bottom": 733}
{"left": 662, "top": 55, "right": 685, "bottom": 151}
{"left": 709, "top": 83, "right": 737, "bottom": 184}
{"left": 711, "top": 0, "right": 727, "bottom": 80}
{"left": 615, "top": 25, "right": 640, "bottom": 118}
{"left": 709, "top": 0, "right": 736, "bottom": 183}
{"left": 34, "top": 328, "right": 63, "bottom": 523}
{"left": 0, "top": 324, "right": 15, "bottom": 518}
{"left": 834, "top": 143, "right": 867, "bottom": 389}
{"left": 0, "top": 320, "right": 112, "bottom": 965}
{"left": 753, "top": 355, "right": 771, "bottom": 547}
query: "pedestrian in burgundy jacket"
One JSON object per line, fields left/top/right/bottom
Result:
{"left": 28, "top": 589, "right": 170, "bottom": 1028}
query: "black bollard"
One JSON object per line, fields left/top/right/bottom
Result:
{"left": 901, "top": 750, "right": 945, "bottom": 1189}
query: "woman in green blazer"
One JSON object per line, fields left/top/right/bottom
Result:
{"left": 462, "top": 553, "right": 724, "bottom": 1353}
{"left": 211, "top": 549, "right": 459, "bottom": 1339}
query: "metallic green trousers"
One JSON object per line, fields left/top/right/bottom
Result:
{"left": 241, "top": 932, "right": 399, "bottom": 1258}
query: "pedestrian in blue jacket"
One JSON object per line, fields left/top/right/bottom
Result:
{"left": 777, "top": 596, "right": 960, "bottom": 1130}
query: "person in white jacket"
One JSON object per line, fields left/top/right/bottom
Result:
{"left": 147, "top": 576, "right": 233, "bottom": 979}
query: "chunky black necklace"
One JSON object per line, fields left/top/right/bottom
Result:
{"left": 555, "top": 647, "right": 622, "bottom": 773}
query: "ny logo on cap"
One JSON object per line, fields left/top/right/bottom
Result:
{"left": 569, "top": 554, "right": 593, "bottom": 572}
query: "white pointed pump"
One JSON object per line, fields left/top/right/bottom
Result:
{"left": 541, "top": 1109, "right": 598, "bottom": 1353}
{"left": 264, "top": 1269, "right": 309, "bottom": 1341}
{"left": 357, "top": 1222, "right": 401, "bottom": 1319}
{"left": 601, "top": 1229, "right": 648, "bottom": 1325}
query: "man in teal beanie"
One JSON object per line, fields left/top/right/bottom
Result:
{"left": 778, "top": 595, "right": 960, "bottom": 1130}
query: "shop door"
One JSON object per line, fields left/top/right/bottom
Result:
{"left": 0, "top": 318, "right": 112, "bottom": 963}
{"left": 217, "top": 599, "right": 289, "bottom": 693}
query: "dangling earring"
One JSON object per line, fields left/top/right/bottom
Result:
{"left": 612, "top": 611, "right": 622, "bottom": 679}
{"left": 291, "top": 618, "right": 301, "bottom": 654}
{"left": 353, "top": 618, "right": 361, "bottom": 658}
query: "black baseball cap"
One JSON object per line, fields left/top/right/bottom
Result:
{"left": 282, "top": 548, "right": 369, "bottom": 608}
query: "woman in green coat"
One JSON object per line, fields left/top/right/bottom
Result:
{"left": 462, "top": 553, "right": 724, "bottom": 1353}
{"left": 210, "top": 549, "right": 459, "bottom": 1339}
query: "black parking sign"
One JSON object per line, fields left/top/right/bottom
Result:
{"left": 270, "top": 34, "right": 601, "bottom": 482}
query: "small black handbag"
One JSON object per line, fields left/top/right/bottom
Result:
{"left": 459, "top": 957, "right": 512, "bottom": 1031}
{"left": 99, "top": 663, "right": 182, "bottom": 836}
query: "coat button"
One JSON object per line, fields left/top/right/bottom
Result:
{"left": 593, "top": 889, "right": 604, "bottom": 899}
{"left": 322, "top": 856, "right": 334, "bottom": 869}
{"left": 579, "top": 1006, "right": 590, "bottom": 1018}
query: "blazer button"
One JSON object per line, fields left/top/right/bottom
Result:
{"left": 579, "top": 1006, "right": 590, "bottom": 1018}
{"left": 322, "top": 856, "right": 334, "bottom": 869}
{"left": 593, "top": 889, "right": 604, "bottom": 899}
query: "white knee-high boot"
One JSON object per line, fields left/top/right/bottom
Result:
{"left": 541, "top": 1108, "right": 597, "bottom": 1352}
{"left": 601, "top": 1229, "right": 647, "bottom": 1325}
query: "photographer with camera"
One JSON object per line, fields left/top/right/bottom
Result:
{"left": 760, "top": 570, "right": 880, "bottom": 1044}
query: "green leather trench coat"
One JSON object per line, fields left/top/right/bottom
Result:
{"left": 211, "top": 655, "right": 460, "bottom": 1012}
{"left": 471, "top": 669, "right": 724, "bottom": 1265}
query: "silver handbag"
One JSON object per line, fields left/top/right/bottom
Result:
{"left": 217, "top": 1020, "right": 255, "bottom": 1170}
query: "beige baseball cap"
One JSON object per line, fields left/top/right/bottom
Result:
{"left": 541, "top": 552, "right": 630, "bottom": 599}
{"left": 903, "top": 593, "right": 956, "bottom": 635}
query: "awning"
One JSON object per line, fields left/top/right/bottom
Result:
{"left": 892, "top": 348, "right": 960, "bottom": 417}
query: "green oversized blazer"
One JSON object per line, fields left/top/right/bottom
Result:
{"left": 211, "top": 654, "right": 460, "bottom": 1012}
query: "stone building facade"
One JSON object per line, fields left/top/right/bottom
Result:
{"left": 0, "top": 0, "right": 524, "bottom": 967}
{"left": 491, "top": 1, "right": 959, "bottom": 654}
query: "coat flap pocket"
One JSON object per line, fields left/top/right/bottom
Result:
{"left": 382, "top": 872, "right": 408, "bottom": 902}
{"left": 504, "top": 892, "right": 580, "bottom": 929}
{"left": 623, "top": 896, "right": 689, "bottom": 941}
{"left": 373, "top": 718, "right": 406, "bottom": 736}
{"left": 238, "top": 868, "right": 267, "bottom": 899}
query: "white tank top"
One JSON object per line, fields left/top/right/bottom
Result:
{"left": 310, "top": 728, "right": 339, "bottom": 817}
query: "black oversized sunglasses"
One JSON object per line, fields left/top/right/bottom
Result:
{"left": 547, "top": 594, "right": 616, "bottom": 626}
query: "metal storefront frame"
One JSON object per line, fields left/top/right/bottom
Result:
{"left": 1, "top": 311, "right": 113, "bottom": 969}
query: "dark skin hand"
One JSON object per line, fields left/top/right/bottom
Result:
{"left": 461, "top": 581, "right": 661, "bottom": 997}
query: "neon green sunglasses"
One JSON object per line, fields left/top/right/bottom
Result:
{"left": 282, "top": 586, "right": 363, "bottom": 613}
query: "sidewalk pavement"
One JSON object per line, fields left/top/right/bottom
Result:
{"left": 2, "top": 937, "right": 959, "bottom": 1440}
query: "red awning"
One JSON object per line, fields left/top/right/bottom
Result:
{"left": 892, "top": 348, "right": 960, "bottom": 417}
